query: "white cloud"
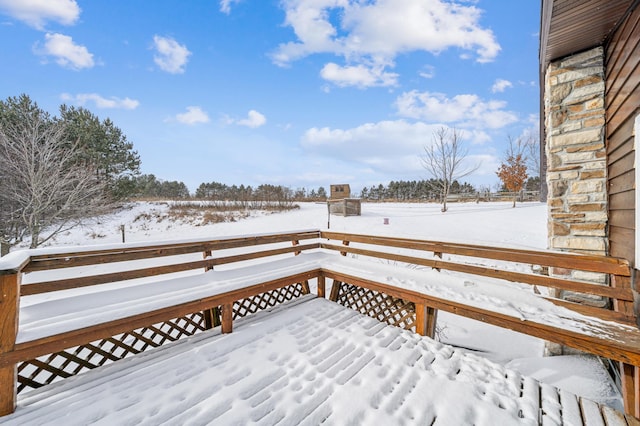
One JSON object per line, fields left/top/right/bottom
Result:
{"left": 225, "top": 110, "right": 267, "bottom": 128}
{"left": 239, "top": 110, "right": 267, "bottom": 128}
{"left": 0, "top": 0, "right": 80, "bottom": 30}
{"left": 60, "top": 93, "right": 139, "bottom": 110}
{"left": 302, "top": 119, "right": 441, "bottom": 173}
{"left": 220, "top": 0, "right": 242, "bottom": 14}
{"left": 491, "top": 78, "right": 513, "bottom": 93}
{"left": 35, "top": 33, "right": 94, "bottom": 70}
{"left": 320, "top": 62, "right": 398, "bottom": 88}
{"left": 301, "top": 119, "right": 498, "bottom": 182}
{"left": 271, "top": 0, "right": 500, "bottom": 87}
{"left": 174, "top": 106, "right": 210, "bottom": 125}
{"left": 152, "top": 35, "right": 191, "bottom": 74}
{"left": 395, "top": 90, "right": 518, "bottom": 129}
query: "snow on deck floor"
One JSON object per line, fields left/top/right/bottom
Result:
{"left": 7, "top": 296, "right": 582, "bottom": 426}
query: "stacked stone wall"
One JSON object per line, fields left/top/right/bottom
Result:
{"left": 545, "top": 46, "right": 608, "bottom": 312}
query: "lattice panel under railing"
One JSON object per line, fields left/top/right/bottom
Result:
{"left": 17, "top": 312, "right": 208, "bottom": 394}
{"left": 232, "top": 281, "right": 308, "bottom": 319}
{"left": 17, "top": 282, "right": 309, "bottom": 394}
{"left": 330, "top": 282, "right": 416, "bottom": 331}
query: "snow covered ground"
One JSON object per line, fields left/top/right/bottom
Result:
{"left": 17, "top": 200, "right": 622, "bottom": 410}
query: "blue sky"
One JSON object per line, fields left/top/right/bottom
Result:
{"left": 0, "top": 0, "right": 540, "bottom": 194}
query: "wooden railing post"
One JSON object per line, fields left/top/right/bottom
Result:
{"left": 612, "top": 274, "right": 635, "bottom": 318}
{"left": 415, "top": 303, "right": 438, "bottom": 338}
{"left": 340, "top": 240, "right": 349, "bottom": 256}
{"left": 620, "top": 363, "right": 640, "bottom": 417}
{"left": 203, "top": 250, "right": 213, "bottom": 272}
{"left": 636, "top": 366, "right": 640, "bottom": 418}
{"left": 0, "top": 272, "right": 20, "bottom": 416}
{"left": 433, "top": 252, "right": 442, "bottom": 272}
{"left": 317, "top": 275, "right": 326, "bottom": 298}
{"left": 329, "top": 280, "right": 342, "bottom": 301}
{"left": 292, "top": 240, "right": 311, "bottom": 293}
{"left": 292, "top": 240, "right": 301, "bottom": 256}
{"left": 612, "top": 273, "right": 639, "bottom": 416}
{"left": 201, "top": 250, "right": 215, "bottom": 326}
{"left": 221, "top": 303, "right": 233, "bottom": 334}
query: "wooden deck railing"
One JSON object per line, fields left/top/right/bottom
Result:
{"left": 320, "top": 231, "right": 636, "bottom": 324}
{"left": 0, "top": 229, "right": 638, "bottom": 417}
{"left": 0, "top": 230, "right": 322, "bottom": 416}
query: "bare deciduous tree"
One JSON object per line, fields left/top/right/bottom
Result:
{"left": 0, "top": 97, "right": 109, "bottom": 247}
{"left": 420, "top": 127, "right": 479, "bottom": 212}
{"left": 523, "top": 128, "right": 540, "bottom": 178}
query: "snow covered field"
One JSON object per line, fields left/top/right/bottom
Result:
{"left": 20, "top": 200, "right": 622, "bottom": 409}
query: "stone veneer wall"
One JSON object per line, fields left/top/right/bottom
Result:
{"left": 545, "top": 46, "right": 608, "bottom": 311}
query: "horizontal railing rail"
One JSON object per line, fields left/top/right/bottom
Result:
{"left": 320, "top": 231, "right": 635, "bottom": 322}
{"left": 4, "top": 230, "right": 321, "bottom": 295}
{"left": 22, "top": 230, "right": 321, "bottom": 273}
{"left": 320, "top": 231, "right": 631, "bottom": 276}
{"left": 21, "top": 242, "right": 320, "bottom": 296}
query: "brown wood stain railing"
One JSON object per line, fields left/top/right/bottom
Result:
{"left": 1, "top": 229, "right": 639, "bottom": 417}
{"left": 320, "top": 231, "right": 636, "bottom": 322}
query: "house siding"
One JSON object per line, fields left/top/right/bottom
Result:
{"left": 605, "top": 4, "right": 640, "bottom": 265}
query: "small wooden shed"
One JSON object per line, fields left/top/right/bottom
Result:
{"left": 328, "top": 184, "right": 361, "bottom": 217}
{"left": 328, "top": 198, "right": 362, "bottom": 217}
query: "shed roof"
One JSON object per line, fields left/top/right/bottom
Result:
{"left": 540, "top": 0, "right": 633, "bottom": 67}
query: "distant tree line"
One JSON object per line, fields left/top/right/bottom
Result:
{"left": 131, "top": 174, "right": 190, "bottom": 199}
{"left": 143, "top": 177, "right": 543, "bottom": 204}
{"left": 360, "top": 178, "right": 540, "bottom": 203}
{"left": 128, "top": 179, "right": 333, "bottom": 203}
{"left": 194, "top": 181, "right": 330, "bottom": 208}
{"left": 359, "top": 179, "right": 475, "bottom": 202}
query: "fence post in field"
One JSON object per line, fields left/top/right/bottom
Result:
{"left": 0, "top": 272, "right": 20, "bottom": 416}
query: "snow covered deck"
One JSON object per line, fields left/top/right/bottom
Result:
{"left": 1, "top": 229, "right": 639, "bottom": 420}
{"left": 3, "top": 296, "right": 635, "bottom": 425}
{"left": 12, "top": 251, "right": 640, "bottom": 362}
